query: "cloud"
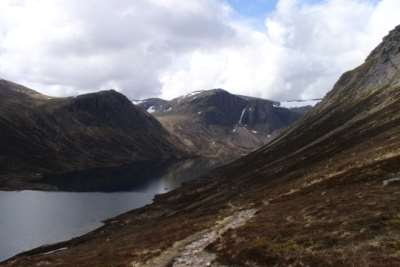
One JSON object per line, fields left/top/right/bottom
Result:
{"left": 0, "top": 0, "right": 236, "bottom": 98}
{"left": 0, "top": 0, "right": 399, "bottom": 100}
{"left": 162, "top": 0, "right": 400, "bottom": 100}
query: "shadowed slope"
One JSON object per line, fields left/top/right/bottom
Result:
{"left": 0, "top": 81, "right": 189, "bottom": 190}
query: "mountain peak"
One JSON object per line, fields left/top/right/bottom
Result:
{"left": 362, "top": 26, "right": 400, "bottom": 88}
{"left": 367, "top": 25, "right": 400, "bottom": 62}
{"left": 66, "top": 89, "right": 161, "bottom": 130}
{"left": 206, "top": 88, "right": 229, "bottom": 94}
{"left": 74, "top": 89, "right": 132, "bottom": 105}
{"left": 174, "top": 88, "right": 230, "bottom": 102}
{"left": 76, "top": 89, "right": 123, "bottom": 98}
{"left": 323, "top": 26, "right": 400, "bottom": 104}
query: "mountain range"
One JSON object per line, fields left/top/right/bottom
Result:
{"left": 135, "top": 89, "right": 310, "bottom": 159}
{"left": 0, "top": 81, "right": 308, "bottom": 190}
{"left": 4, "top": 25, "right": 400, "bottom": 266}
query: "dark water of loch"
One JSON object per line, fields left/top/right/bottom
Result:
{"left": 0, "top": 159, "right": 219, "bottom": 262}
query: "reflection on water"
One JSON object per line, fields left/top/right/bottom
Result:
{"left": 0, "top": 158, "right": 219, "bottom": 262}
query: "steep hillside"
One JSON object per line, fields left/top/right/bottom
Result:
{"left": 0, "top": 80, "right": 189, "bottom": 190}
{"left": 3, "top": 25, "right": 400, "bottom": 267}
{"left": 137, "top": 89, "right": 307, "bottom": 159}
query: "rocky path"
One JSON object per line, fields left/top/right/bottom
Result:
{"left": 131, "top": 208, "right": 257, "bottom": 267}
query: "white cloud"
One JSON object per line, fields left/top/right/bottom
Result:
{"left": 0, "top": 0, "right": 236, "bottom": 98}
{"left": 161, "top": 0, "right": 400, "bottom": 100}
{"left": 0, "top": 0, "right": 399, "bottom": 100}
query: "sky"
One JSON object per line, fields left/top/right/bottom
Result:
{"left": 0, "top": 0, "right": 399, "bottom": 101}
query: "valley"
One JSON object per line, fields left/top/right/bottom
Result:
{"left": 0, "top": 66, "right": 308, "bottom": 262}
{"left": 2, "top": 22, "right": 400, "bottom": 267}
{"left": 0, "top": 83, "right": 308, "bottom": 191}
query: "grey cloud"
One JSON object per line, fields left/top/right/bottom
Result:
{"left": 0, "top": 0, "right": 237, "bottom": 99}
{"left": 0, "top": 0, "right": 399, "bottom": 102}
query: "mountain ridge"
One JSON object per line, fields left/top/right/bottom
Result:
{"left": 136, "top": 89, "right": 309, "bottom": 159}
{"left": 0, "top": 81, "right": 190, "bottom": 190}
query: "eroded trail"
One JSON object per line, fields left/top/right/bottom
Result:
{"left": 131, "top": 208, "right": 257, "bottom": 267}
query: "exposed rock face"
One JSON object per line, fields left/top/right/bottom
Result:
{"left": 0, "top": 81, "right": 189, "bottom": 189}
{"left": 137, "top": 89, "right": 306, "bottom": 159}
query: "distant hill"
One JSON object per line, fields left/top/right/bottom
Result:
{"left": 136, "top": 89, "right": 310, "bottom": 159}
{"left": 0, "top": 80, "right": 189, "bottom": 190}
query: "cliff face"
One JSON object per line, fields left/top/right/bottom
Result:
{"left": 4, "top": 26, "right": 400, "bottom": 267}
{"left": 0, "top": 81, "right": 189, "bottom": 189}
{"left": 138, "top": 89, "right": 306, "bottom": 159}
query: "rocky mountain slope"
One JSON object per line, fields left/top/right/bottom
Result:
{"left": 136, "top": 89, "right": 308, "bottom": 159}
{"left": 0, "top": 80, "right": 189, "bottom": 190}
{"left": 3, "top": 25, "right": 400, "bottom": 267}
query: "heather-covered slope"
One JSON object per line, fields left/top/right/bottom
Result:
{"left": 3, "top": 26, "right": 400, "bottom": 267}
{"left": 0, "top": 80, "right": 189, "bottom": 190}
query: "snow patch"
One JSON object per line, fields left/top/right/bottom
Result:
{"left": 185, "top": 91, "right": 202, "bottom": 98}
{"left": 132, "top": 100, "right": 144, "bottom": 105}
{"left": 147, "top": 106, "right": 156, "bottom": 113}
{"left": 43, "top": 247, "right": 68, "bottom": 255}
{"left": 279, "top": 99, "right": 321, "bottom": 108}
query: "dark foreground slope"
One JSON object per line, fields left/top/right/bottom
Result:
{"left": 138, "top": 89, "right": 306, "bottom": 159}
{"left": 3, "top": 26, "right": 400, "bottom": 266}
{"left": 0, "top": 81, "right": 188, "bottom": 190}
